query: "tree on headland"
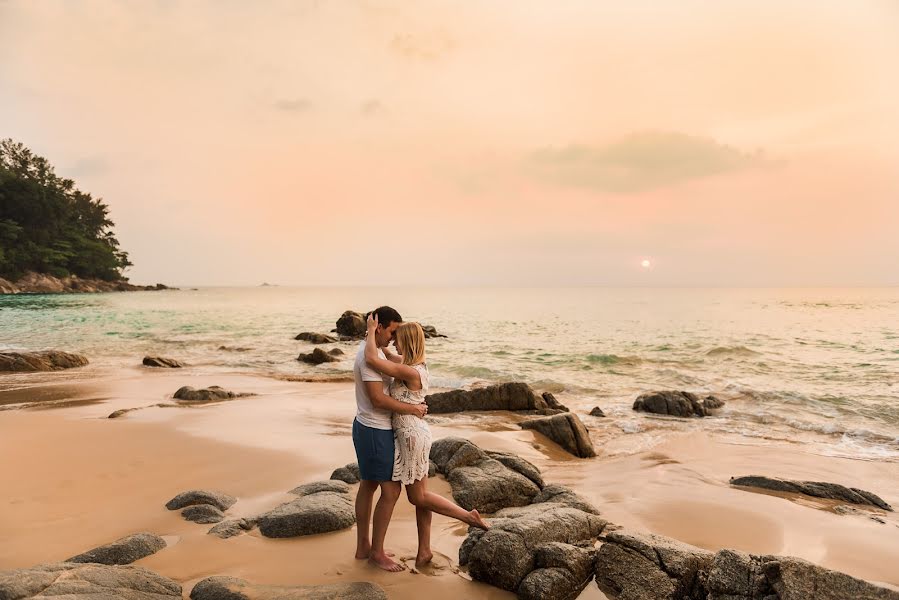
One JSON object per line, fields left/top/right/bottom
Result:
{"left": 0, "top": 139, "right": 132, "bottom": 281}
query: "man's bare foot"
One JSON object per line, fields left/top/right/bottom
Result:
{"left": 369, "top": 551, "right": 405, "bottom": 572}
{"left": 356, "top": 544, "right": 395, "bottom": 559}
{"left": 468, "top": 509, "right": 490, "bottom": 530}
{"left": 415, "top": 550, "right": 434, "bottom": 568}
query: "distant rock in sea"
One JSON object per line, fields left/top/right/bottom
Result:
{"left": 633, "top": 390, "right": 725, "bottom": 418}
{"left": 0, "top": 350, "right": 89, "bottom": 372}
{"left": 294, "top": 332, "right": 338, "bottom": 344}
{"left": 297, "top": 348, "right": 339, "bottom": 365}
{"left": 331, "top": 309, "right": 446, "bottom": 339}
{"left": 425, "top": 382, "right": 551, "bottom": 414}
{"left": 143, "top": 356, "right": 184, "bottom": 368}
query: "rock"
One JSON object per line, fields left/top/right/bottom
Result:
{"left": 430, "top": 437, "right": 543, "bottom": 512}
{"left": 172, "top": 385, "right": 251, "bottom": 402}
{"left": 421, "top": 325, "right": 447, "bottom": 339}
{"left": 182, "top": 504, "right": 225, "bottom": 524}
{"left": 328, "top": 347, "right": 344, "bottom": 356}
{"left": 730, "top": 475, "right": 892, "bottom": 511}
{"left": 335, "top": 310, "right": 367, "bottom": 338}
{"left": 108, "top": 403, "right": 172, "bottom": 418}
{"left": 542, "top": 392, "right": 570, "bottom": 412}
{"left": 531, "top": 484, "right": 600, "bottom": 515}
{"left": 208, "top": 519, "right": 255, "bottom": 539}
{"left": 66, "top": 532, "right": 167, "bottom": 565}
{"left": 428, "top": 459, "right": 437, "bottom": 478}
{"left": 297, "top": 347, "right": 339, "bottom": 365}
{"left": 462, "top": 502, "right": 608, "bottom": 594}
{"left": 295, "top": 332, "right": 338, "bottom": 344}
{"left": 520, "top": 412, "right": 597, "bottom": 458}
{"left": 143, "top": 355, "right": 184, "bottom": 368}
{"left": 589, "top": 406, "right": 606, "bottom": 417}
{"left": 485, "top": 450, "right": 545, "bottom": 488}
{"left": 0, "top": 562, "right": 182, "bottom": 599}
{"left": 594, "top": 530, "right": 899, "bottom": 600}
{"left": 330, "top": 462, "right": 361, "bottom": 484}
{"left": 633, "top": 390, "right": 725, "bottom": 418}
{"left": 0, "top": 350, "right": 89, "bottom": 372}
{"left": 519, "top": 542, "right": 596, "bottom": 600}
{"left": 190, "top": 576, "right": 387, "bottom": 600}
{"left": 426, "top": 382, "right": 549, "bottom": 413}
{"left": 165, "top": 489, "right": 237, "bottom": 511}
{"left": 255, "top": 486, "right": 354, "bottom": 538}
{"left": 289, "top": 480, "right": 351, "bottom": 496}
{"left": 0, "top": 271, "right": 174, "bottom": 295}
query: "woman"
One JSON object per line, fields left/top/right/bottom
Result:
{"left": 365, "top": 313, "right": 489, "bottom": 567}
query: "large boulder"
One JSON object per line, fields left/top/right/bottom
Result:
{"left": 295, "top": 332, "right": 338, "bottom": 344}
{"left": 208, "top": 519, "right": 256, "bottom": 539}
{"left": 165, "top": 489, "right": 236, "bottom": 511}
{"left": 520, "top": 412, "right": 597, "bottom": 458}
{"left": 633, "top": 390, "right": 724, "bottom": 418}
{"left": 461, "top": 503, "right": 608, "bottom": 594}
{"left": 0, "top": 350, "right": 89, "bottom": 372}
{"left": 542, "top": 392, "right": 570, "bottom": 412}
{"left": 182, "top": 504, "right": 225, "bottom": 524}
{"left": 143, "top": 356, "right": 184, "bottom": 368}
{"left": 173, "top": 385, "right": 250, "bottom": 402}
{"left": 421, "top": 324, "right": 447, "bottom": 339}
{"left": 0, "top": 562, "right": 182, "bottom": 599}
{"left": 531, "top": 484, "right": 601, "bottom": 515}
{"left": 485, "top": 450, "right": 544, "bottom": 488}
{"left": 430, "top": 437, "right": 542, "bottom": 512}
{"left": 730, "top": 475, "right": 892, "bottom": 511}
{"left": 297, "top": 348, "right": 339, "bottom": 365}
{"left": 426, "top": 382, "right": 549, "bottom": 413}
{"left": 190, "top": 576, "right": 386, "bottom": 600}
{"left": 594, "top": 531, "right": 899, "bottom": 600}
{"left": 335, "top": 310, "right": 367, "bottom": 338}
{"left": 330, "top": 462, "right": 361, "bottom": 484}
{"left": 65, "top": 532, "right": 167, "bottom": 565}
{"left": 255, "top": 484, "right": 354, "bottom": 538}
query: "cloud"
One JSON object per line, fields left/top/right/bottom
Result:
{"left": 389, "top": 31, "right": 454, "bottom": 61}
{"left": 273, "top": 98, "right": 313, "bottom": 113}
{"left": 528, "top": 131, "right": 766, "bottom": 193}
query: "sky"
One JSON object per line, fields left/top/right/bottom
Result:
{"left": 1, "top": 0, "right": 897, "bottom": 286}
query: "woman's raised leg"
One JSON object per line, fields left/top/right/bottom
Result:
{"left": 405, "top": 477, "right": 490, "bottom": 530}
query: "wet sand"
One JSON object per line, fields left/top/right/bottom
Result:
{"left": 1, "top": 369, "right": 897, "bottom": 598}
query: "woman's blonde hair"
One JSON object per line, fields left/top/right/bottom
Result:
{"left": 396, "top": 322, "right": 426, "bottom": 366}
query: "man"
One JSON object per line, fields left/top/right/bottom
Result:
{"left": 352, "top": 306, "right": 427, "bottom": 572}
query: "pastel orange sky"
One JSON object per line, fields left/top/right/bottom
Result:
{"left": 1, "top": 1, "right": 897, "bottom": 286}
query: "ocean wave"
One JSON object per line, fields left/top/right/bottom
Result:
{"left": 586, "top": 354, "right": 642, "bottom": 366}
{"left": 705, "top": 346, "right": 761, "bottom": 357}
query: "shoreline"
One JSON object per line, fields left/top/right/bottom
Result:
{"left": 1, "top": 369, "right": 898, "bottom": 597}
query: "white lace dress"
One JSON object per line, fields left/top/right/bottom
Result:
{"left": 390, "top": 363, "right": 431, "bottom": 485}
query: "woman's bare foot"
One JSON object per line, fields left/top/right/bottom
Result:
{"left": 369, "top": 551, "right": 405, "bottom": 572}
{"left": 468, "top": 509, "right": 490, "bottom": 530}
{"left": 355, "top": 545, "right": 395, "bottom": 560}
{"left": 415, "top": 549, "right": 434, "bottom": 568}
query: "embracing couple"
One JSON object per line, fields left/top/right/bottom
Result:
{"left": 352, "top": 306, "right": 490, "bottom": 572}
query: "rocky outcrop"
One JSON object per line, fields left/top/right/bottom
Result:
{"left": 594, "top": 531, "right": 899, "bottom": 600}
{"left": 520, "top": 412, "right": 597, "bottom": 458}
{"left": 182, "top": 504, "right": 225, "bottom": 524}
{"left": 633, "top": 390, "right": 725, "bottom": 418}
{"left": 531, "top": 484, "right": 601, "bottom": 515}
{"left": 0, "top": 271, "right": 172, "bottom": 294}
{"left": 430, "top": 437, "right": 543, "bottom": 512}
{"left": 0, "top": 562, "right": 182, "bottom": 599}
{"left": 421, "top": 325, "right": 447, "bottom": 339}
{"left": 461, "top": 502, "right": 609, "bottom": 595}
{"left": 65, "top": 532, "right": 167, "bottom": 565}
{"left": 426, "top": 382, "right": 549, "bottom": 414}
{"left": 208, "top": 519, "right": 255, "bottom": 539}
{"left": 589, "top": 406, "right": 606, "bottom": 417}
{"left": 255, "top": 482, "right": 354, "bottom": 538}
{"left": 165, "top": 489, "right": 236, "bottom": 512}
{"left": 295, "top": 332, "right": 338, "bottom": 344}
{"left": 143, "top": 356, "right": 184, "bottom": 368}
{"left": 297, "top": 348, "right": 339, "bottom": 365}
{"left": 330, "top": 462, "right": 361, "bottom": 484}
{"left": 730, "top": 475, "right": 892, "bottom": 511}
{"left": 190, "top": 576, "right": 387, "bottom": 600}
{"left": 173, "top": 385, "right": 251, "bottom": 402}
{"left": 335, "top": 311, "right": 367, "bottom": 338}
{"left": 0, "top": 350, "right": 89, "bottom": 372}
{"left": 485, "top": 450, "right": 544, "bottom": 488}
{"left": 542, "top": 392, "right": 570, "bottom": 412}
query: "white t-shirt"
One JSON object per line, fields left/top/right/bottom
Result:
{"left": 354, "top": 341, "right": 393, "bottom": 430}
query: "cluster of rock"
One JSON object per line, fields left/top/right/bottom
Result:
{"left": 297, "top": 347, "right": 344, "bottom": 365}
{"left": 142, "top": 355, "right": 184, "bottom": 368}
{"left": 331, "top": 310, "right": 446, "bottom": 340}
{"left": 166, "top": 489, "right": 238, "bottom": 527}
{"left": 595, "top": 530, "right": 899, "bottom": 600}
{"left": 0, "top": 350, "right": 89, "bottom": 372}
{"left": 173, "top": 386, "right": 253, "bottom": 402}
{"left": 731, "top": 475, "right": 893, "bottom": 511}
{"left": 0, "top": 271, "right": 171, "bottom": 294}
{"left": 425, "top": 382, "right": 560, "bottom": 414}
{"left": 633, "top": 390, "right": 725, "bottom": 418}
{"left": 190, "top": 577, "right": 387, "bottom": 600}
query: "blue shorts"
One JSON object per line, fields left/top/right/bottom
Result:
{"left": 352, "top": 419, "right": 395, "bottom": 481}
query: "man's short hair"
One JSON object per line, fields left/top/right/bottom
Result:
{"left": 372, "top": 306, "right": 402, "bottom": 327}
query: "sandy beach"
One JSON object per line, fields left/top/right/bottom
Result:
{"left": 1, "top": 369, "right": 897, "bottom": 599}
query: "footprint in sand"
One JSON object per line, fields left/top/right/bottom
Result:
{"left": 401, "top": 551, "right": 458, "bottom": 576}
